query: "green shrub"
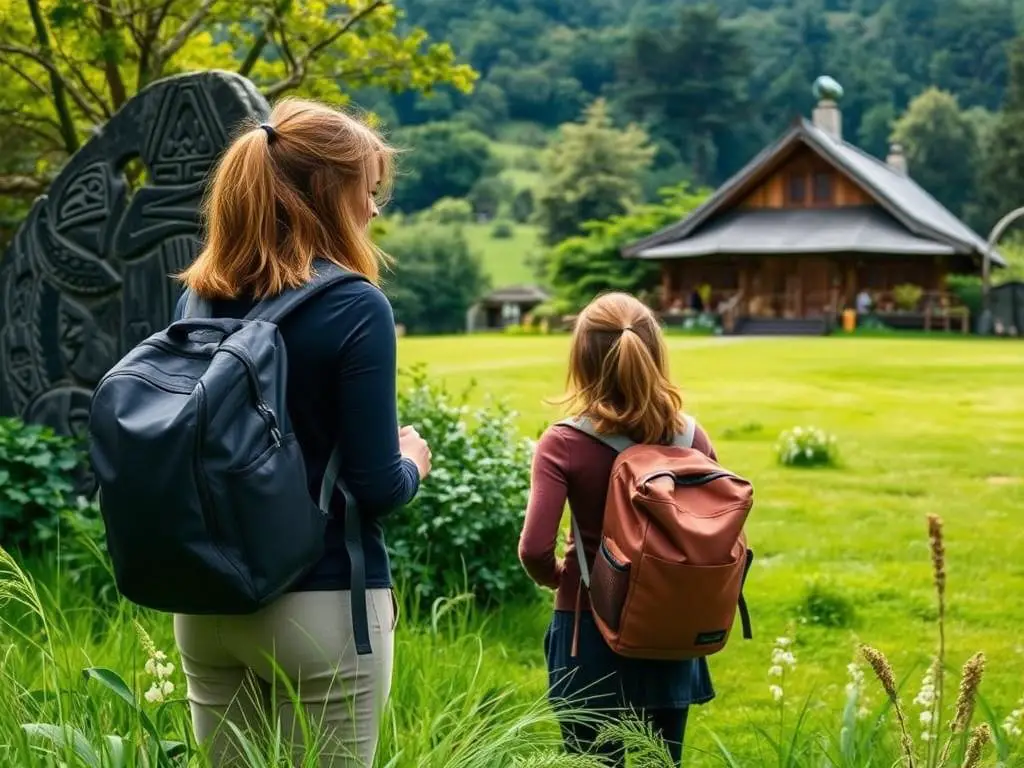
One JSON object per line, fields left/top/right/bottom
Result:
{"left": 390, "top": 366, "right": 536, "bottom": 608}
{"left": 468, "top": 176, "right": 514, "bottom": 218}
{"left": 381, "top": 221, "right": 490, "bottom": 335}
{"left": 422, "top": 197, "right": 475, "bottom": 225}
{"left": 0, "top": 418, "right": 84, "bottom": 551}
{"left": 490, "top": 220, "right": 515, "bottom": 239}
{"left": 511, "top": 188, "right": 535, "bottom": 222}
{"left": 893, "top": 282, "right": 924, "bottom": 311}
{"left": 776, "top": 425, "right": 839, "bottom": 468}
{"left": 799, "top": 580, "right": 858, "bottom": 629}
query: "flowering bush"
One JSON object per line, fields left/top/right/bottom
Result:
{"left": 776, "top": 425, "right": 839, "bottom": 468}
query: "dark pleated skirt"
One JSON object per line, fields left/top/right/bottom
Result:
{"left": 544, "top": 610, "right": 716, "bottom": 711}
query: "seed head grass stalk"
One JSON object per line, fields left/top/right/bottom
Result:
{"left": 862, "top": 644, "right": 916, "bottom": 768}
{"left": 938, "top": 652, "right": 986, "bottom": 766}
{"left": 928, "top": 514, "right": 947, "bottom": 768}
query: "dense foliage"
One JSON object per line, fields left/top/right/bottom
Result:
{"left": 544, "top": 183, "right": 709, "bottom": 311}
{"left": 0, "top": 0, "right": 475, "bottom": 233}
{"left": 381, "top": 220, "right": 490, "bottom": 334}
{"left": 389, "top": 122, "right": 497, "bottom": 212}
{"left": 355, "top": 0, "right": 1024, "bottom": 231}
{"left": 534, "top": 99, "right": 654, "bottom": 245}
{"left": 391, "top": 367, "right": 536, "bottom": 608}
{"left": 0, "top": 418, "right": 83, "bottom": 551}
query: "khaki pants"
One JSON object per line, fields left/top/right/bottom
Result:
{"left": 173, "top": 589, "right": 396, "bottom": 767}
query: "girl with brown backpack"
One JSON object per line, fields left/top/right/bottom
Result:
{"left": 518, "top": 292, "right": 753, "bottom": 766}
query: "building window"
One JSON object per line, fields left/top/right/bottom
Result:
{"left": 813, "top": 172, "right": 833, "bottom": 204}
{"left": 787, "top": 174, "right": 806, "bottom": 204}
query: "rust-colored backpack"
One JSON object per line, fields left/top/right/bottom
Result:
{"left": 558, "top": 414, "right": 754, "bottom": 661}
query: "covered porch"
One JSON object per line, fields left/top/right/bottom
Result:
{"left": 643, "top": 208, "right": 978, "bottom": 333}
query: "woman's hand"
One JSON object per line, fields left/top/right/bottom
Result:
{"left": 399, "top": 425, "right": 432, "bottom": 480}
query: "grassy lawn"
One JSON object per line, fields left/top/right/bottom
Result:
{"left": 2, "top": 334, "right": 1023, "bottom": 766}
{"left": 463, "top": 221, "right": 542, "bottom": 287}
{"left": 398, "top": 333, "right": 1024, "bottom": 764}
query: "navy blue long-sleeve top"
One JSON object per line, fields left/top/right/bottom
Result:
{"left": 174, "top": 278, "right": 419, "bottom": 592}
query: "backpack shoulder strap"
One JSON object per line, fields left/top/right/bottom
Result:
{"left": 245, "top": 260, "right": 367, "bottom": 324}
{"left": 556, "top": 412, "right": 698, "bottom": 452}
{"left": 182, "top": 289, "right": 210, "bottom": 319}
{"left": 673, "top": 413, "right": 697, "bottom": 449}
{"left": 555, "top": 416, "right": 636, "bottom": 454}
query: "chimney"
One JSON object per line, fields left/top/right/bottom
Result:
{"left": 811, "top": 76, "right": 845, "bottom": 142}
{"left": 886, "top": 142, "right": 908, "bottom": 175}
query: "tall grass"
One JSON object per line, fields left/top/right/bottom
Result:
{"left": 2, "top": 512, "right": 1023, "bottom": 766}
{"left": 0, "top": 546, "right": 623, "bottom": 767}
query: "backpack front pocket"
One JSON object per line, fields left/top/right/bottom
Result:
{"left": 590, "top": 538, "right": 631, "bottom": 632}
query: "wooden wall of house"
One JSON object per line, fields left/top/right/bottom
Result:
{"left": 738, "top": 145, "right": 873, "bottom": 210}
{"left": 854, "top": 257, "right": 947, "bottom": 292}
{"left": 660, "top": 258, "right": 740, "bottom": 307}
{"left": 659, "top": 254, "right": 949, "bottom": 314}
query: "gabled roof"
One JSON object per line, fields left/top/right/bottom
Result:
{"left": 624, "top": 118, "right": 1005, "bottom": 268}
{"left": 637, "top": 207, "right": 957, "bottom": 259}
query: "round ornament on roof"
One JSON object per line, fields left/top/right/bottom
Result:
{"left": 813, "top": 75, "right": 844, "bottom": 102}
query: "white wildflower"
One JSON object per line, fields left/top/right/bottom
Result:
{"left": 768, "top": 635, "right": 796, "bottom": 705}
{"left": 913, "top": 659, "right": 939, "bottom": 742}
{"left": 144, "top": 683, "right": 164, "bottom": 704}
{"left": 1002, "top": 699, "right": 1024, "bottom": 739}
{"left": 135, "top": 621, "right": 177, "bottom": 705}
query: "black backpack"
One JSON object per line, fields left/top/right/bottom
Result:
{"left": 88, "top": 260, "right": 375, "bottom": 654}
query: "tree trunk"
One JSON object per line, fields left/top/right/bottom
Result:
{"left": 25, "top": 0, "right": 79, "bottom": 153}
{"left": 98, "top": 4, "right": 128, "bottom": 110}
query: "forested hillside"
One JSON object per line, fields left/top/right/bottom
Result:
{"left": 345, "top": 0, "right": 1024, "bottom": 232}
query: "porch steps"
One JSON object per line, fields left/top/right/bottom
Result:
{"left": 733, "top": 317, "right": 831, "bottom": 336}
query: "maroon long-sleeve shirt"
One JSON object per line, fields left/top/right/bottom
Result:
{"left": 518, "top": 421, "right": 718, "bottom": 612}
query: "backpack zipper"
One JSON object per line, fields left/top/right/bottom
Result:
{"left": 193, "top": 381, "right": 219, "bottom": 538}
{"left": 640, "top": 470, "right": 735, "bottom": 488}
{"left": 100, "top": 370, "right": 193, "bottom": 395}
{"left": 219, "top": 345, "right": 283, "bottom": 447}
{"left": 145, "top": 335, "right": 282, "bottom": 446}
{"left": 600, "top": 540, "right": 629, "bottom": 572}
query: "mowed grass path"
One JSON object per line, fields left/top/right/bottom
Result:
{"left": 398, "top": 334, "right": 1024, "bottom": 764}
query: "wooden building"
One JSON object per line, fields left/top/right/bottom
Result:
{"left": 467, "top": 284, "right": 551, "bottom": 331}
{"left": 623, "top": 89, "right": 1005, "bottom": 334}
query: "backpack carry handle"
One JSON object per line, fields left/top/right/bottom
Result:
{"left": 167, "top": 318, "right": 245, "bottom": 341}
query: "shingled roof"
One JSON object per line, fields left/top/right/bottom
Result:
{"left": 624, "top": 118, "right": 1005, "bottom": 268}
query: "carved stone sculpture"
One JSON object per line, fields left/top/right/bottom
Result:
{"left": 0, "top": 71, "right": 269, "bottom": 440}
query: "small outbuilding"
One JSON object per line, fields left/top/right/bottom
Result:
{"left": 991, "top": 281, "right": 1024, "bottom": 337}
{"left": 466, "top": 284, "right": 551, "bottom": 331}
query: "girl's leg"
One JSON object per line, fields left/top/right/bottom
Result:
{"left": 646, "top": 707, "right": 690, "bottom": 766}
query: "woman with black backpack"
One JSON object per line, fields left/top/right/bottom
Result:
{"left": 169, "top": 98, "right": 431, "bottom": 767}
